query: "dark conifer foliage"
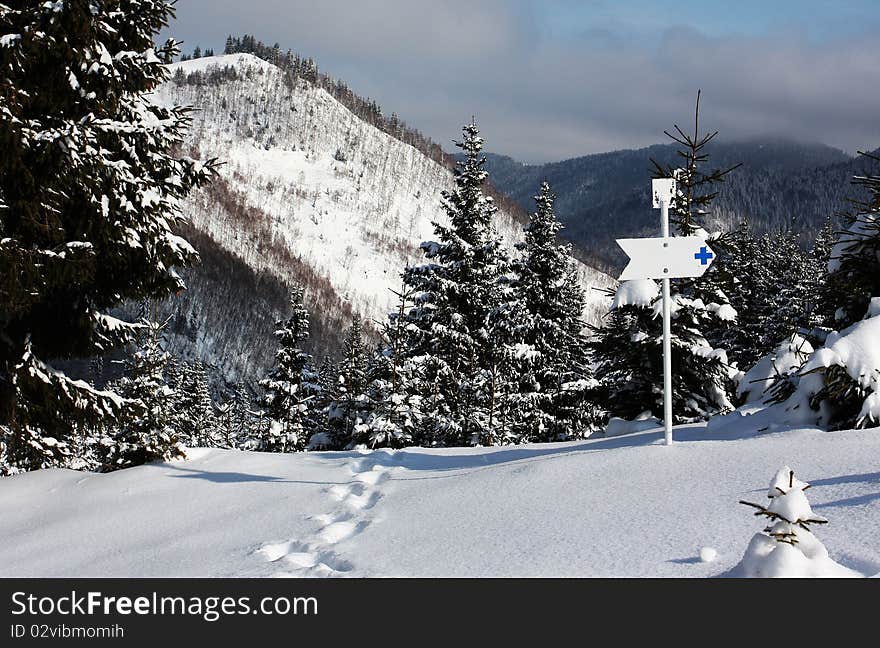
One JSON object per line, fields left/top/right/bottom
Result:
{"left": 329, "top": 315, "right": 369, "bottom": 445}
{"left": 589, "top": 94, "right": 738, "bottom": 424}
{"left": 353, "top": 287, "right": 422, "bottom": 449}
{"left": 99, "top": 317, "right": 181, "bottom": 470}
{"left": 259, "top": 287, "right": 321, "bottom": 452}
{"left": 0, "top": 1, "right": 215, "bottom": 473}
{"left": 509, "top": 182, "right": 594, "bottom": 441}
{"left": 821, "top": 152, "right": 880, "bottom": 329}
{"left": 400, "top": 121, "right": 512, "bottom": 446}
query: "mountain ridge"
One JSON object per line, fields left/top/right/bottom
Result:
{"left": 479, "top": 139, "right": 875, "bottom": 271}
{"left": 152, "top": 53, "right": 614, "bottom": 390}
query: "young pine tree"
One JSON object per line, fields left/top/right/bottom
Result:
{"left": 400, "top": 121, "right": 512, "bottom": 447}
{"left": 354, "top": 287, "right": 422, "bottom": 449}
{"left": 646, "top": 91, "right": 739, "bottom": 417}
{"left": 329, "top": 315, "right": 369, "bottom": 446}
{"left": 0, "top": 1, "right": 216, "bottom": 472}
{"left": 99, "top": 318, "right": 181, "bottom": 470}
{"left": 591, "top": 94, "right": 739, "bottom": 425}
{"left": 734, "top": 467, "right": 855, "bottom": 577}
{"left": 259, "top": 287, "right": 320, "bottom": 452}
{"left": 509, "top": 182, "right": 595, "bottom": 441}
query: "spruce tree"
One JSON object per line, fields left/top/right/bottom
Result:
{"left": 99, "top": 318, "right": 181, "bottom": 470}
{"left": 821, "top": 152, "right": 880, "bottom": 329}
{"left": 591, "top": 93, "right": 740, "bottom": 425}
{"left": 355, "top": 287, "right": 421, "bottom": 449}
{"left": 330, "top": 315, "right": 368, "bottom": 445}
{"left": 400, "top": 121, "right": 511, "bottom": 446}
{"left": 643, "top": 91, "right": 739, "bottom": 418}
{"left": 721, "top": 222, "right": 814, "bottom": 370}
{"left": 259, "top": 287, "right": 319, "bottom": 452}
{"left": 219, "top": 384, "right": 254, "bottom": 449}
{"left": 0, "top": 1, "right": 215, "bottom": 472}
{"left": 509, "top": 182, "right": 594, "bottom": 441}
{"left": 170, "top": 362, "right": 217, "bottom": 448}
{"left": 804, "top": 217, "right": 835, "bottom": 332}
{"left": 588, "top": 285, "right": 660, "bottom": 422}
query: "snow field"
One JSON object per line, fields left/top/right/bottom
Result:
{"left": 1, "top": 422, "right": 878, "bottom": 578}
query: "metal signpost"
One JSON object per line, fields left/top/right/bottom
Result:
{"left": 616, "top": 178, "right": 716, "bottom": 445}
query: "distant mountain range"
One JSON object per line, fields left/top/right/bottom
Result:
{"left": 479, "top": 139, "right": 878, "bottom": 271}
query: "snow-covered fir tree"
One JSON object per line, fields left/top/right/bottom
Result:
{"left": 0, "top": 1, "right": 215, "bottom": 473}
{"left": 720, "top": 221, "right": 814, "bottom": 370}
{"left": 218, "top": 384, "right": 254, "bottom": 449}
{"left": 172, "top": 362, "right": 218, "bottom": 448}
{"left": 304, "top": 354, "right": 337, "bottom": 448}
{"left": 99, "top": 318, "right": 181, "bottom": 471}
{"left": 589, "top": 278, "right": 734, "bottom": 423}
{"left": 772, "top": 154, "right": 880, "bottom": 430}
{"left": 328, "top": 315, "right": 369, "bottom": 446}
{"left": 821, "top": 152, "right": 880, "bottom": 330}
{"left": 803, "top": 217, "right": 836, "bottom": 334}
{"left": 399, "top": 121, "right": 513, "bottom": 447}
{"left": 353, "top": 287, "right": 421, "bottom": 449}
{"left": 508, "top": 182, "right": 595, "bottom": 441}
{"left": 588, "top": 282, "right": 659, "bottom": 422}
{"left": 259, "top": 287, "right": 321, "bottom": 451}
{"left": 590, "top": 95, "right": 738, "bottom": 425}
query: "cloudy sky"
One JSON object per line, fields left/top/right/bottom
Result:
{"left": 162, "top": 0, "right": 880, "bottom": 163}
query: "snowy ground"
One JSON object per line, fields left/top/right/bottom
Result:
{"left": 1, "top": 422, "right": 878, "bottom": 577}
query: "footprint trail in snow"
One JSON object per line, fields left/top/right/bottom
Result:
{"left": 256, "top": 455, "right": 393, "bottom": 577}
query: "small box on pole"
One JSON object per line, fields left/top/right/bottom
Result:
{"left": 652, "top": 178, "right": 676, "bottom": 209}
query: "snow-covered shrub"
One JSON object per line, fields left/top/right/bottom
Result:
{"left": 800, "top": 313, "right": 880, "bottom": 429}
{"left": 770, "top": 311, "right": 880, "bottom": 429}
{"left": 737, "top": 334, "right": 814, "bottom": 405}
{"left": 821, "top": 153, "right": 880, "bottom": 330}
{"left": 734, "top": 466, "right": 859, "bottom": 577}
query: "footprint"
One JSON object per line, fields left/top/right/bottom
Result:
{"left": 346, "top": 490, "right": 382, "bottom": 511}
{"left": 282, "top": 551, "right": 320, "bottom": 568}
{"left": 328, "top": 483, "right": 365, "bottom": 501}
{"left": 354, "top": 467, "right": 390, "bottom": 486}
{"left": 256, "top": 453, "right": 393, "bottom": 577}
{"left": 348, "top": 458, "right": 375, "bottom": 474}
{"left": 314, "top": 560, "right": 353, "bottom": 577}
{"left": 258, "top": 539, "right": 304, "bottom": 562}
{"left": 309, "top": 511, "right": 352, "bottom": 525}
{"left": 319, "top": 519, "right": 368, "bottom": 545}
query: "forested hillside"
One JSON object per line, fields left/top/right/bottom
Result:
{"left": 151, "top": 54, "right": 614, "bottom": 390}
{"left": 483, "top": 140, "right": 874, "bottom": 270}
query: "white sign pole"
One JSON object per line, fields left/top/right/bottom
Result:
{"left": 618, "top": 177, "right": 713, "bottom": 446}
{"left": 660, "top": 197, "right": 673, "bottom": 446}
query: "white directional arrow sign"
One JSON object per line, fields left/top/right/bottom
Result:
{"left": 616, "top": 237, "right": 715, "bottom": 281}
{"left": 612, "top": 177, "right": 718, "bottom": 447}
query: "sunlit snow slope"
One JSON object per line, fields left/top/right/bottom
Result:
{"left": 154, "top": 54, "right": 615, "bottom": 329}
{"left": 1, "top": 423, "right": 877, "bottom": 577}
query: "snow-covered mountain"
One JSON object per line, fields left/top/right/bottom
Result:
{"left": 151, "top": 54, "right": 614, "bottom": 387}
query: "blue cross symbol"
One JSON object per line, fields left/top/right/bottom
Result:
{"left": 694, "top": 246, "right": 713, "bottom": 265}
